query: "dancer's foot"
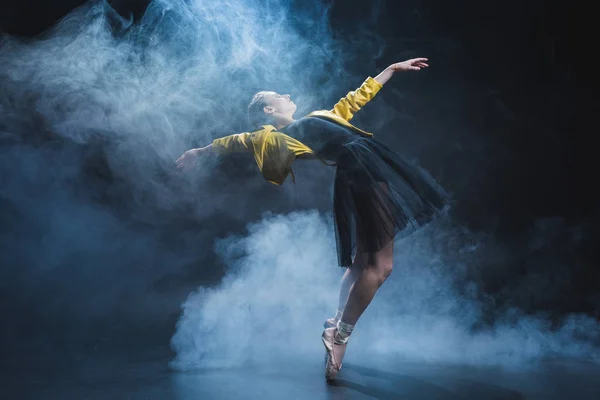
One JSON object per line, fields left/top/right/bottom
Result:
{"left": 321, "top": 327, "right": 347, "bottom": 381}
{"left": 323, "top": 318, "right": 337, "bottom": 329}
{"left": 324, "top": 310, "right": 343, "bottom": 329}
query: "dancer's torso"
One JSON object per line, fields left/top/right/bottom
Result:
{"left": 279, "top": 116, "right": 365, "bottom": 166}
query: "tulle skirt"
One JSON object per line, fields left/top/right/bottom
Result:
{"left": 332, "top": 137, "right": 448, "bottom": 267}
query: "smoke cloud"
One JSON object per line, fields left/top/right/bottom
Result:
{"left": 171, "top": 211, "right": 600, "bottom": 369}
{"left": 0, "top": 0, "right": 382, "bottom": 352}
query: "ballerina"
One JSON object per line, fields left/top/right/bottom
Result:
{"left": 176, "top": 58, "right": 448, "bottom": 380}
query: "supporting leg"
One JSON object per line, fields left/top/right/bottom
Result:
{"left": 324, "top": 182, "right": 395, "bottom": 381}
{"left": 339, "top": 239, "right": 394, "bottom": 326}
{"left": 324, "top": 261, "right": 363, "bottom": 328}
{"left": 341, "top": 182, "right": 395, "bottom": 326}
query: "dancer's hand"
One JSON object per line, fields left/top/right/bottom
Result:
{"left": 176, "top": 147, "right": 205, "bottom": 171}
{"left": 375, "top": 58, "right": 429, "bottom": 85}
{"left": 390, "top": 58, "right": 429, "bottom": 72}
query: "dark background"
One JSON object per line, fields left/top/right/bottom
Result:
{"left": 0, "top": 0, "right": 596, "bottom": 374}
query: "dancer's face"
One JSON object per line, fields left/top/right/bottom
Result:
{"left": 261, "top": 92, "right": 296, "bottom": 118}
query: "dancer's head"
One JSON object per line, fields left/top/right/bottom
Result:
{"left": 248, "top": 91, "right": 296, "bottom": 128}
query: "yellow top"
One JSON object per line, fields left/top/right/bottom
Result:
{"left": 211, "top": 76, "right": 383, "bottom": 185}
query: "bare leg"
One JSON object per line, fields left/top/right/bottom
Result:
{"left": 325, "top": 230, "right": 393, "bottom": 378}
{"left": 324, "top": 183, "right": 395, "bottom": 380}
{"left": 341, "top": 182, "right": 394, "bottom": 326}
{"left": 340, "top": 239, "right": 394, "bottom": 325}
{"left": 324, "top": 255, "right": 363, "bottom": 328}
{"left": 337, "top": 262, "right": 362, "bottom": 311}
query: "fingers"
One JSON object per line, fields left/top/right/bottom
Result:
{"left": 182, "top": 160, "right": 198, "bottom": 172}
{"left": 395, "top": 58, "right": 429, "bottom": 72}
{"left": 412, "top": 61, "right": 429, "bottom": 71}
{"left": 176, "top": 152, "right": 190, "bottom": 170}
{"left": 175, "top": 157, "right": 198, "bottom": 172}
{"left": 412, "top": 58, "right": 429, "bottom": 68}
{"left": 176, "top": 153, "right": 187, "bottom": 165}
{"left": 175, "top": 158, "right": 189, "bottom": 170}
{"left": 177, "top": 162, "right": 191, "bottom": 172}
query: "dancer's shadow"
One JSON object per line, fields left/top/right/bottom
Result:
{"left": 327, "top": 363, "right": 523, "bottom": 400}
{"left": 327, "top": 378, "right": 407, "bottom": 400}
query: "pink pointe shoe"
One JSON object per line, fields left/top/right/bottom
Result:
{"left": 321, "top": 327, "right": 347, "bottom": 381}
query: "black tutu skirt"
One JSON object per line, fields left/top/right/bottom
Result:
{"left": 332, "top": 137, "right": 448, "bottom": 267}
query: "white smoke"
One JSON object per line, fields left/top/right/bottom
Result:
{"left": 0, "top": 0, "right": 372, "bottom": 324}
{"left": 171, "top": 211, "right": 600, "bottom": 369}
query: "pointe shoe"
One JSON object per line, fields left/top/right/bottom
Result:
{"left": 323, "top": 318, "right": 337, "bottom": 329}
{"left": 321, "top": 327, "right": 347, "bottom": 381}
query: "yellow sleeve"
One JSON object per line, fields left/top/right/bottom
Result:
{"left": 211, "top": 132, "right": 253, "bottom": 154}
{"left": 258, "top": 132, "right": 312, "bottom": 185}
{"left": 279, "top": 133, "right": 314, "bottom": 157}
{"left": 331, "top": 76, "right": 383, "bottom": 121}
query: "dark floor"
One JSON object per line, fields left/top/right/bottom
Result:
{"left": 2, "top": 351, "right": 599, "bottom": 400}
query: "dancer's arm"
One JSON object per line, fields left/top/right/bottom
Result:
{"left": 175, "top": 132, "right": 253, "bottom": 171}
{"left": 331, "top": 58, "right": 429, "bottom": 121}
{"left": 175, "top": 144, "right": 213, "bottom": 171}
{"left": 330, "top": 77, "right": 382, "bottom": 121}
{"left": 211, "top": 132, "right": 253, "bottom": 153}
{"left": 373, "top": 58, "right": 429, "bottom": 86}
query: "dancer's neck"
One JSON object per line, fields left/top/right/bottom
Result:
{"left": 273, "top": 115, "right": 295, "bottom": 129}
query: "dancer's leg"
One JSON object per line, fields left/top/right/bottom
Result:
{"left": 324, "top": 183, "right": 395, "bottom": 379}
{"left": 341, "top": 182, "right": 394, "bottom": 326}
{"left": 337, "top": 267, "right": 360, "bottom": 311}
{"left": 336, "top": 261, "right": 362, "bottom": 309}
{"left": 324, "top": 251, "right": 365, "bottom": 328}
{"left": 339, "top": 239, "right": 394, "bottom": 325}
{"left": 324, "top": 229, "right": 394, "bottom": 380}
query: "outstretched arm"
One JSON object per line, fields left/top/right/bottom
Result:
{"left": 175, "top": 132, "right": 253, "bottom": 171}
{"left": 175, "top": 144, "right": 213, "bottom": 171}
{"left": 331, "top": 58, "right": 429, "bottom": 121}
